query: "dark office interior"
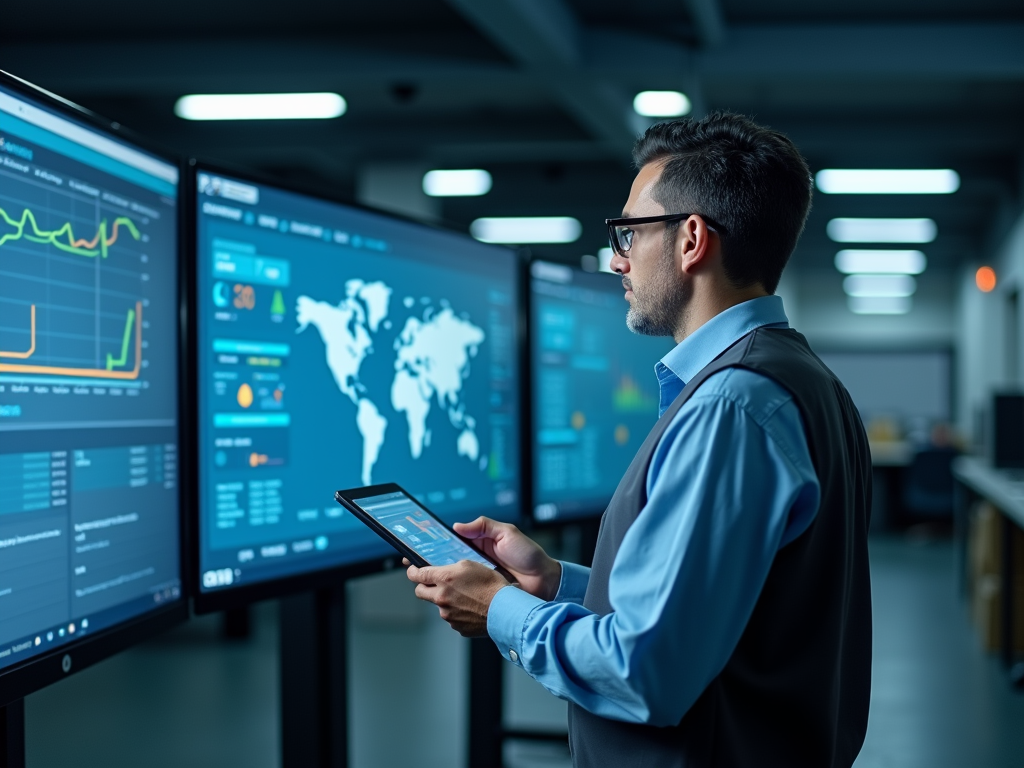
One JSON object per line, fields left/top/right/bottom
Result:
{"left": 2, "top": 1, "right": 1024, "bottom": 767}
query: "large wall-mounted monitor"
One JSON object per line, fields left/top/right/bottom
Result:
{"left": 192, "top": 166, "right": 521, "bottom": 609}
{"left": 529, "top": 261, "right": 673, "bottom": 524}
{"left": 0, "top": 72, "right": 185, "bottom": 703}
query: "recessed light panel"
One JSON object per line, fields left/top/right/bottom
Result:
{"left": 834, "top": 250, "right": 927, "bottom": 275}
{"left": 470, "top": 217, "right": 582, "bottom": 244}
{"left": 816, "top": 169, "right": 959, "bottom": 195}
{"left": 843, "top": 274, "right": 917, "bottom": 298}
{"left": 423, "top": 169, "right": 492, "bottom": 197}
{"left": 848, "top": 296, "right": 912, "bottom": 315}
{"left": 175, "top": 93, "right": 346, "bottom": 120}
{"left": 633, "top": 91, "right": 692, "bottom": 117}
{"left": 827, "top": 218, "right": 937, "bottom": 244}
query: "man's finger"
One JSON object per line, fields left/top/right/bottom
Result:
{"left": 406, "top": 564, "right": 441, "bottom": 585}
{"left": 453, "top": 516, "right": 506, "bottom": 540}
{"left": 414, "top": 583, "right": 439, "bottom": 603}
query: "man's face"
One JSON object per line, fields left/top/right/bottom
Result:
{"left": 613, "top": 163, "right": 688, "bottom": 337}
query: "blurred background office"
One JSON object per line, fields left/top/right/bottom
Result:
{"left": 3, "top": 0, "right": 1024, "bottom": 766}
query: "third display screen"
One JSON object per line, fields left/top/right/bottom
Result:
{"left": 530, "top": 261, "right": 674, "bottom": 522}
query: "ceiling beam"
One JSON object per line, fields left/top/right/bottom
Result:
{"left": 4, "top": 24, "right": 1023, "bottom": 99}
{"left": 443, "top": 0, "right": 639, "bottom": 150}
{"left": 684, "top": 0, "right": 726, "bottom": 48}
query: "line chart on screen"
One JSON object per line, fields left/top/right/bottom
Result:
{"left": 0, "top": 200, "right": 152, "bottom": 387}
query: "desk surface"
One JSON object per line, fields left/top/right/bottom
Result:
{"left": 952, "top": 456, "right": 1024, "bottom": 530}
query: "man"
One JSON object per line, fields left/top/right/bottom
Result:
{"left": 407, "top": 112, "right": 872, "bottom": 767}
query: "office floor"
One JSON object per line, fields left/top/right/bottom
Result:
{"left": 23, "top": 536, "right": 1024, "bottom": 768}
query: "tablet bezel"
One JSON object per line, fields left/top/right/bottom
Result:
{"left": 334, "top": 483, "right": 500, "bottom": 570}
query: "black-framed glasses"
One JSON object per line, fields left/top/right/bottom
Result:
{"left": 605, "top": 213, "right": 723, "bottom": 258}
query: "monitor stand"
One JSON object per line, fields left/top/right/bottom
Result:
{"left": 0, "top": 699, "right": 25, "bottom": 768}
{"left": 279, "top": 587, "right": 348, "bottom": 768}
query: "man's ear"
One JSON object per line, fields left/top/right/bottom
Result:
{"left": 678, "top": 215, "right": 714, "bottom": 276}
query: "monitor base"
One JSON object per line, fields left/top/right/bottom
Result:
{"left": 280, "top": 588, "right": 348, "bottom": 768}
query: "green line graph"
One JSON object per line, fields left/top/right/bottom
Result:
{"left": 105, "top": 308, "right": 136, "bottom": 370}
{"left": 0, "top": 206, "right": 140, "bottom": 258}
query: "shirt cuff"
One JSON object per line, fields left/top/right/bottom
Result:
{"left": 554, "top": 561, "right": 591, "bottom": 603}
{"left": 487, "top": 584, "right": 544, "bottom": 665}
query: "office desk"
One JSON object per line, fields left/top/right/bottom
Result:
{"left": 952, "top": 456, "right": 1024, "bottom": 669}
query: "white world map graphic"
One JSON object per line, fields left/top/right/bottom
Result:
{"left": 296, "top": 279, "right": 485, "bottom": 485}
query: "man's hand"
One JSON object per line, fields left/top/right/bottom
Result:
{"left": 406, "top": 560, "right": 510, "bottom": 637}
{"left": 453, "top": 517, "right": 562, "bottom": 600}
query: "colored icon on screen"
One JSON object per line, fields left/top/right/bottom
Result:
{"left": 615, "top": 425, "right": 630, "bottom": 446}
{"left": 270, "top": 289, "right": 286, "bottom": 317}
{"left": 237, "top": 383, "right": 254, "bottom": 408}
{"left": 213, "top": 281, "right": 230, "bottom": 308}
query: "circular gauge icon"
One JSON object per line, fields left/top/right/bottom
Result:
{"left": 213, "top": 281, "right": 230, "bottom": 308}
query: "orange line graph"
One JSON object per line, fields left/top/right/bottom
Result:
{"left": 0, "top": 305, "right": 36, "bottom": 359}
{"left": 0, "top": 302, "right": 143, "bottom": 380}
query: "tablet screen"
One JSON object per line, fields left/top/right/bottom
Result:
{"left": 355, "top": 491, "right": 495, "bottom": 568}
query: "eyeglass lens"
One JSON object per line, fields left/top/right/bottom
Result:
{"left": 615, "top": 226, "right": 634, "bottom": 252}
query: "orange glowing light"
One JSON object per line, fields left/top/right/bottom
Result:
{"left": 976, "top": 266, "right": 997, "bottom": 293}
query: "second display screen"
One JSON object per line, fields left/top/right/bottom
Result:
{"left": 195, "top": 171, "right": 520, "bottom": 593}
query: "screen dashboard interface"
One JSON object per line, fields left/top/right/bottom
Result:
{"left": 354, "top": 491, "right": 494, "bottom": 569}
{"left": 0, "top": 83, "right": 181, "bottom": 672}
{"left": 196, "top": 171, "right": 520, "bottom": 593}
{"left": 530, "top": 261, "right": 674, "bottom": 523}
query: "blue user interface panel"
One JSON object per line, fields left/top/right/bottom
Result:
{"left": 195, "top": 171, "right": 520, "bottom": 592}
{"left": 0, "top": 84, "right": 181, "bottom": 671}
{"left": 530, "top": 261, "right": 674, "bottom": 522}
{"left": 354, "top": 491, "right": 495, "bottom": 569}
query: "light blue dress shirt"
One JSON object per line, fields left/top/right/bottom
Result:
{"left": 487, "top": 295, "right": 821, "bottom": 727}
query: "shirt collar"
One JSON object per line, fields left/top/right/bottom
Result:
{"left": 657, "top": 295, "right": 790, "bottom": 388}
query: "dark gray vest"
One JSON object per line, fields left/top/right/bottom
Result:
{"left": 568, "top": 327, "right": 872, "bottom": 768}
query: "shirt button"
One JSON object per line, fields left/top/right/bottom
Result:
{"left": 508, "top": 649, "right": 519, "bottom": 663}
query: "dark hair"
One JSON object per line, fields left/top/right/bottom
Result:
{"left": 632, "top": 112, "right": 812, "bottom": 294}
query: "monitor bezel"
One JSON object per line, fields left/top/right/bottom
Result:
{"left": 186, "top": 158, "right": 526, "bottom": 614}
{"left": 0, "top": 70, "right": 190, "bottom": 707}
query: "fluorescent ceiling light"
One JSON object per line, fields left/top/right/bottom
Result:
{"left": 827, "top": 218, "right": 936, "bottom": 244}
{"left": 470, "top": 217, "right": 581, "bottom": 244}
{"left": 843, "top": 274, "right": 917, "bottom": 298}
{"left": 848, "top": 296, "right": 912, "bottom": 315}
{"left": 834, "top": 250, "right": 927, "bottom": 275}
{"left": 174, "top": 93, "right": 346, "bottom": 121}
{"left": 633, "top": 91, "right": 691, "bottom": 117}
{"left": 816, "top": 169, "right": 959, "bottom": 194}
{"left": 423, "top": 169, "right": 492, "bottom": 197}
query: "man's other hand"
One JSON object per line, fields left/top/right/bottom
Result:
{"left": 453, "top": 517, "right": 562, "bottom": 600}
{"left": 406, "top": 560, "right": 510, "bottom": 637}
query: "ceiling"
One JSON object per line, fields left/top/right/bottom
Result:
{"left": 3, "top": 0, "right": 1024, "bottom": 273}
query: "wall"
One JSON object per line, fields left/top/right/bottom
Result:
{"left": 793, "top": 269, "right": 957, "bottom": 351}
{"left": 955, "top": 211, "right": 1024, "bottom": 443}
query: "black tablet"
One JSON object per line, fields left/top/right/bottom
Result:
{"left": 335, "top": 484, "right": 498, "bottom": 569}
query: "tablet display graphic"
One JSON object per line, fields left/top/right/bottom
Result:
{"left": 195, "top": 171, "right": 520, "bottom": 593}
{"left": 357, "top": 491, "right": 494, "bottom": 568}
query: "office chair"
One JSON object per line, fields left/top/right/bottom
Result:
{"left": 902, "top": 446, "right": 959, "bottom": 520}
